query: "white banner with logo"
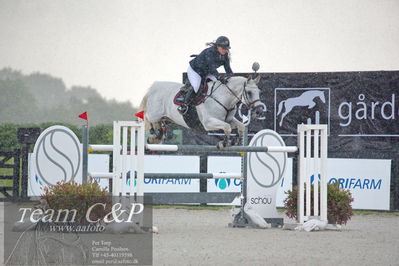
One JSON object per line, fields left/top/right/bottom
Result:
{"left": 141, "top": 155, "right": 200, "bottom": 192}
{"left": 327, "top": 158, "right": 391, "bottom": 210}
{"left": 207, "top": 156, "right": 292, "bottom": 207}
{"left": 206, "top": 156, "right": 242, "bottom": 206}
{"left": 29, "top": 154, "right": 200, "bottom": 195}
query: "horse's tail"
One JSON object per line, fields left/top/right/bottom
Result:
{"left": 276, "top": 100, "right": 285, "bottom": 116}
{"left": 139, "top": 92, "right": 148, "bottom": 111}
{"left": 139, "top": 92, "right": 151, "bottom": 130}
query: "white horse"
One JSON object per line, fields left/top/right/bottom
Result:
{"left": 139, "top": 75, "right": 264, "bottom": 147}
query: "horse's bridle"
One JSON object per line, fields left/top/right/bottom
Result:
{"left": 241, "top": 82, "right": 261, "bottom": 109}
{"left": 206, "top": 79, "right": 260, "bottom": 120}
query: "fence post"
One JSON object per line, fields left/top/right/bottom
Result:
{"left": 82, "top": 125, "right": 89, "bottom": 183}
{"left": 21, "top": 146, "right": 30, "bottom": 198}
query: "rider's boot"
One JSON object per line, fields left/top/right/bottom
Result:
{"left": 178, "top": 86, "right": 195, "bottom": 115}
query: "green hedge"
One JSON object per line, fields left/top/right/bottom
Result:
{"left": 0, "top": 123, "right": 113, "bottom": 152}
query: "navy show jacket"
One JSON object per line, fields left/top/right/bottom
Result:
{"left": 189, "top": 45, "right": 233, "bottom": 78}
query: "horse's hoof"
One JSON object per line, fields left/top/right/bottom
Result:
{"left": 147, "top": 137, "right": 156, "bottom": 144}
{"left": 216, "top": 141, "right": 225, "bottom": 149}
{"left": 147, "top": 135, "right": 162, "bottom": 144}
{"left": 231, "top": 137, "right": 241, "bottom": 146}
{"left": 225, "top": 141, "right": 233, "bottom": 147}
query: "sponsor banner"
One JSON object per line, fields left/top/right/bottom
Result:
{"left": 206, "top": 156, "right": 242, "bottom": 206}
{"left": 327, "top": 158, "right": 391, "bottom": 210}
{"left": 93, "top": 155, "right": 199, "bottom": 193}
{"left": 140, "top": 155, "right": 199, "bottom": 192}
{"left": 186, "top": 71, "right": 399, "bottom": 148}
{"left": 29, "top": 154, "right": 200, "bottom": 196}
{"left": 254, "top": 71, "right": 399, "bottom": 137}
{"left": 206, "top": 157, "right": 292, "bottom": 208}
{"left": 184, "top": 71, "right": 398, "bottom": 209}
{"left": 29, "top": 149, "right": 391, "bottom": 209}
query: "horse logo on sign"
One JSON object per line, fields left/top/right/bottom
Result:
{"left": 274, "top": 88, "right": 330, "bottom": 134}
{"left": 277, "top": 90, "right": 325, "bottom": 126}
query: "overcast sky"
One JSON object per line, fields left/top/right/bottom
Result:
{"left": 1, "top": 0, "right": 398, "bottom": 107}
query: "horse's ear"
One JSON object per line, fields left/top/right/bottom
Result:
{"left": 247, "top": 75, "right": 261, "bottom": 84}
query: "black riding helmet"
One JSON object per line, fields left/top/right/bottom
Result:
{"left": 215, "top": 36, "right": 231, "bottom": 49}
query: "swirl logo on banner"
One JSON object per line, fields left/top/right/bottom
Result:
{"left": 29, "top": 126, "right": 82, "bottom": 196}
{"left": 247, "top": 129, "right": 287, "bottom": 219}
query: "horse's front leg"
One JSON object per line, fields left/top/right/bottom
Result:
{"left": 229, "top": 117, "right": 245, "bottom": 145}
{"left": 147, "top": 122, "right": 163, "bottom": 144}
{"left": 203, "top": 118, "right": 233, "bottom": 148}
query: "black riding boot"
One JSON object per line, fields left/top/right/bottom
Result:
{"left": 178, "top": 87, "right": 195, "bottom": 115}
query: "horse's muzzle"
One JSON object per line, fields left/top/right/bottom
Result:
{"left": 252, "top": 105, "right": 266, "bottom": 119}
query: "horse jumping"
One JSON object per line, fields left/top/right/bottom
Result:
{"left": 140, "top": 76, "right": 264, "bottom": 147}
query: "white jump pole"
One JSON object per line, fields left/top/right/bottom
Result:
{"left": 90, "top": 172, "right": 242, "bottom": 180}
{"left": 88, "top": 144, "right": 116, "bottom": 152}
{"left": 320, "top": 127, "right": 328, "bottom": 222}
{"left": 146, "top": 144, "right": 298, "bottom": 153}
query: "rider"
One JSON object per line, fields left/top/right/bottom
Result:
{"left": 178, "top": 36, "right": 234, "bottom": 114}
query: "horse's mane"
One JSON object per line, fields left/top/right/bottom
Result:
{"left": 208, "top": 76, "right": 247, "bottom": 87}
{"left": 227, "top": 76, "right": 251, "bottom": 89}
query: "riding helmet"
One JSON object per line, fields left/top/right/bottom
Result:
{"left": 215, "top": 36, "right": 231, "bottom": 49}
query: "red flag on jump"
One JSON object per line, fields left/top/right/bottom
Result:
{"left": 78, "top": 111, "right": 88, "bottom": 121}
{"left": 135, "top": 110, "right": 144, "bottom": 120}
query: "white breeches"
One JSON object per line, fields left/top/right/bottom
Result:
{"left": 187, "top": 65, "right": 216, "bottom": 93}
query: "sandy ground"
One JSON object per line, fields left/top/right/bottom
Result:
{"left": 1, "top": 204, "right": 399, "bottom": 266}
{"left": 152, "top": 208, "right": 399, "bottom": 266}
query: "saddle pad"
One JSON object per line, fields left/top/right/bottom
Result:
{"left": 173, "top": 82, "right": 209, "bottom": 106}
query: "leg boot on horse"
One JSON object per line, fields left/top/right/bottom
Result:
{"left": 147, "top": 124, "right": 164, "bottom": 144}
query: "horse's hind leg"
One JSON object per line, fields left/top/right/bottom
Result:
{"left": 147, "top": 122, "right": 163, "bottom": 144}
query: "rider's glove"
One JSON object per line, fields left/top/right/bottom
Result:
{"left": 218, "top": 74, "right": 230, "bottom": 84}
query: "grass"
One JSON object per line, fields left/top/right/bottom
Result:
{"left": 352, "top": 210, "right": 399, "bottom": 216}
{"left": 0, "top": 156, "right": 19, "bottom": 198}
{"left": 0, "top": 167, "right": 13, "bottom": 186}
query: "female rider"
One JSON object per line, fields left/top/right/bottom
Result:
{"left": 178, "top": 36, "right": 234, "bottom": 114}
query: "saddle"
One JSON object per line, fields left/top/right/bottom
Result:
{"left": 173, "top": 79, "right": 210, "bottom": 107}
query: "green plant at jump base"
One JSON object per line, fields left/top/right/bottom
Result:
{"left": 41, "top": 181, "right": 111, "bottom": 224}
{"left": 284, "top": 182, "right": 354, "bottom": 225}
